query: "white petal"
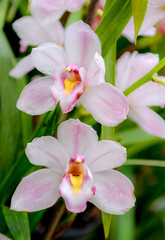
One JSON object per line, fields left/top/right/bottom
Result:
{"left": 11, "top": 169, "right": 61, "bottom": 212}
{"left": 26, "top": 136, "right": 69, "bottom": 172}
{"left": 80, "top": 83, "right": 129, "bottom": 126}
{"left": 31, "top": 43, "right": 68, "bottom": 75}
{"left": 65, "top": 21, "right": 101, "bottom": 70}
{"left": 116, "top": 52, "right": 159, "bottom": 92}
{"left": 59, "top": 165, "right": 94, "bottom": 213}
{"left": 128, "top": 81, "right": 165, "bottom": 106}
{"left": 57, "top": 119, "right": 98, "bottom": 158}
{"left": 84, "top": 140, "right": 126, "bottom": 172}
{"left": 87, "top": 52, "right": 105, "bottom": 86}
{"left": 90, "top": 170, "right": 135, "bottom": 215}
{"left": 128, "top": 106, "right": 165, "bottom": 138}
{"left": 9, "top": 55, "right": 34, "bottom": 78}
{"left": 17, "top": 76, "right": 55, "bottom": 115}
{"left": 13, "top": 16, "right": 51, "bottom": 46}
{"left": 0, "top": 234, "right": 12, "bottom": 240}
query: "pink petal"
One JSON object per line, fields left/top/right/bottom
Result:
{"left": 116, "top": 52, "right": 159, "bottom": 92}
{"left": 26, "top": 136, "right": 69, "bottom": 172}
{"left": 57, "top": 119, "right": 98, "bottom": 158}
{"left": 17, "top": 76, "right": 55, "bottom": 115}
{"left": 84, "top": 140, "right": 126, "bottom": 173}
{"left": 66, "top": 0, "right": 86, "bottom": 12}
{"left": 80, "top": 83, "right": 129, "bottom": 126}
{"left": 31, "top": 43, "right": 68, "bottom": 75}
{"left": 9, "top": 55, "right": 34, "bottom": 78}
{"left": 87, "top": 52, "right": 105, "bottom": 87}
{"left": 90, "top": 170, "right": 135, "bottom": 215}
{"left": 12, "top": 16, "right": 51, "bottom": 46}
{"left": 128, "top": 106, "right": 165, "bottom": 138}
{"left": 65, "top": 21, "right": 101, "bottom": 70}
{"left": 128, "top": 81, "right": 165, "bottom": 106}
{"left": 59, "top": 165, "right": 94, "bottom": 213}
{"left": 11, "top": 169, "right": 61, "bottom": 212}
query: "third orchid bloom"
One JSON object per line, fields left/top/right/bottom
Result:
{"left": 17, "top": 21, "right": 128, "bottom": 126}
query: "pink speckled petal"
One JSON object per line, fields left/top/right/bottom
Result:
{"left": 59, "top": 165, "right": 94, "bottom": 213}
{"left": 90, "top": 170, "right": 135, "bottom": 215}
{"left": 57, "top": 119, "right": 98, "bottom": 157}
{"left": 65, "top": 21, "right": 101, "bottom": 70}
{"left": 128, "top": 106, "right": 165, "bottom": 138}
{"left": 116, "top": 52, "right": 159, "bottom": 92}
{"left": 17, "top": 76, "right": 55, "bottom": 115}
{"left": 11, "top": 169, "right": 61, "bottom": 212}
{"left": 31, "top": 43, "right": 68, "bottom": 75}
{"left": 128, "top": 80, "right": 165, "bottom": 106}
{"left": 80, "top": 83, "right": 129, "bottom": 126}
{"left": 26, "top": 136, "right": 69, "bottom": 171}
{"left": 87, "top": 52, "right": 105, "bottom": 87}
{"left": 84, "top": 140, "right": 126, "bottom": 173}
{"left": 9, "top": 55, "right": 34, "bottom": 78}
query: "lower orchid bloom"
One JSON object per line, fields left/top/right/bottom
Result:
{"left": 116, "top": 51, "right": 165, "bottom": 138}
{"left": 30, "top": 0, "right": 87, "bottom": 23}
{"left": 11, "top": 119, "right": 135, "bottom": 214}
{"left": 9, "top": 14, "right": 64, "bottom": 78}
{"left": 122, "top": 0, "right": 165, "bottom": 42}
{"left": 16, "top": 20, "right": 128, "bottom": 127}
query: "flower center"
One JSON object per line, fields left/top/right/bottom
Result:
{"left": 64, "top": 63, "right": 81, "bottom": 94}
{"left": 68, "top": 154, "right": 85, "bottom": 193}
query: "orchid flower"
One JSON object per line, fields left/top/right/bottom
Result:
{"left": 116, "top": 51, "right": 165, "bottom": 138}
{"left": 122, "top": 0, "right": 165, "bottom": 42}
{"left": 0, "top": 234, "right": 12, "bottom": 240}
{"left": 17, "top": 21, "right": 128, "bottom": 126}
{"left": 9, "top": 13, "right": 64, "bottom": 78}
{"left": 11, "top": 119, "right": 135, "bottom": 214}
{"left": 29, "top": 0, "right": 87, "bottom": 23}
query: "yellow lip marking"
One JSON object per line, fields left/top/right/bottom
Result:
{"left": 70, "top": 173, "right": 83, "bottom": 193}
{"left": 64, "top": 79, "right": 77, "bottom": 93}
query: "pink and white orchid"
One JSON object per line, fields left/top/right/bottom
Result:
{"left": 29, "top": 0, "right": 87, "bottom": 23}
{"left": 123, "top": 0, "right": 165, "bottom": 42}
{"left": 9, "top": 13, "right": 64, "bottom": 78}
{"left": 116, "top": 51, "right": 165, "bottom": 138}
{"left": 11, "top": 119, "right": 135, "bottom": 214}
{"left": 17, "top": 21, "right": 128, "bottom": 126}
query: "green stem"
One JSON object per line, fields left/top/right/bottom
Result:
{"left": 152, "top": 75, "right": 165, "bottom": 86}
{"left": 123, "top": 57, "right": 165, "bottom": 96}
{"left": 125, "top": 159, "right": 165, "bottom": 167}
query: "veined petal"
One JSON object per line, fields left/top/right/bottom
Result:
{"left": 128, "top": 106, "right": 165, "bottom": 138}
{"left": 87, "top": 52, "right": 105, "bottom": 87}
{"left": 43, "top": 20, "right": 64, "bottom": 45}
{"left": 84, "top": 140, "right": 126, "bottom": 173}
{"left": 80, "top": 83, "right": 129, "bottom": 126}
{"left": 12, "top": 16, "right": 51, "bottom": 46}
{"left": 128, "top": 81, "right": 165, "bottom": 106}
{"left": 31, "top": 43, "right": 68, "bottom": 75}
{"left": 57, "top": 119, "right": 98, "bottom": 157}
{"left": 59, "top": 165, "right": 94, "bottom": 213}
{"left": 9, "top": 55, "right": 34, "bottom": 78}
{"left": 116, "top": 52, "right": 159, "bottom": 92}
{"left": 26, "top": 136, "right": 69, "bottom": 172}
{"left": 65, "top": 21, "right": 101, "bottom": 70}
{"left": 11, "top": 169, "right": 61, "bottom": 212}
{"left": 17, "top": 76, "right": 55, "bottom": 115}
{"left": 90, "top": 170, "right": 135, "bottom": 215}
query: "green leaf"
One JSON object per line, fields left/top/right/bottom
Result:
{"left": 0, "top": 0, "right": 10, "bottom": 30}
{"left": 2, "top": 205, "right": 31, "bottom": 240}
{"left": 96, "top": 0, "right": 132, "bottom": 57}
{"left": 102, "top": 212, "right": 111, "bottom": 239}
{"left": 131, "top": 0, "right": 148, "bottom": 41}
{"left": 125, "top": 159, "right": 165, "bottom": 167}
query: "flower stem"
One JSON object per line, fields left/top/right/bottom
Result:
{"left": 125, "top": 159, "right": 165, "bottom": 167}
{"left": 152, "top": 75, "right": 165, "bottom": 86}
{"left": 123, "top": 57, "right": 165, "bottom": 96}
{"left": 85, "top": 0, "right": 99, "bottom": 26}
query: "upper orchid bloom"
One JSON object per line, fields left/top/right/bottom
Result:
{"left": 11, "top": 119, "right": 135, "bottom": 214}
{"left": 123, "top": 0, "right": 165, "bottom": 42}
{"left": 116, "top": 51, "right": 165, "bottom": 138}
{"left": 9, "top": 13, "right": 64, "bottom": 78}
{"left": 29, "top": 0, "right": 87, "bottom": 23}
{"left": 17, "top": 21, "right": 128, "bottom": 126}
